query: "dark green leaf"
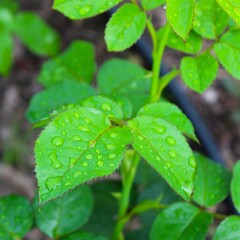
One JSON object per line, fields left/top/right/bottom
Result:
{"left": 53, "top": 0, "right": 121, "bottom": 20}
{"left": 213, "top": 216, "right": 240, "bottom": 240}
{"left": 231, "top": 161, "right": 240, "bottom": 213}
{"left": 141, "top": 0, "right": 165, "bottom": 10}
{"left": 193, "top": 0, "right": 228, "bottom": 39}
{"left": 128, "top": 116, "right": 196, "bottom": 201}
{"left": 0, "top": 195, "right": 32, "bottom": 239}
{"left": 35, "top": 107, "right": 132, "bottom": 203}
{"left": 63, "top": 231, "right": 108, "bottom": 240}
{"left": 166, "top": 0, "right": 194, "bottom": 40}
{"left": 14, "top": 12, "right": 60, "bottom": 56}
{"left": 193, "top": 152, "right": 231, "bottom": 207}
{"left": 180, "top": 52, "right": 219, "bottom": 93}
{"left": 137, "top": 101, "right": 198, "bottom": 141}
{"left": 150, "top": 202, "right": 212, "bottom": 240}
{"left": 25, "top": 81, "right": 96, "bottom": 124}
{"left": 34, "top": 186, "right": 93, "bottom": 238}
{"left": 105, "top": 3, "right": 147, "bottom": 51}
{"left": 38, "top": 40, "right": 96, "bottom": 87}
{"left": 0, "top": 0, "right": 19, "bottom": 13}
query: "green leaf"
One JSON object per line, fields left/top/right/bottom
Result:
{"left": 180, "top": 52, "right": 219, "bottom": 93}
{"left": 216, "top": 0, "right": 240, "bottom": 27}
{"left": 231, "top": 161, "right": 240, "bottom": 213}
{"left": 141, "top": 0, "right": 166, "bottom": 10}
{"left": 128, "top": 116, "right": 196, "bottom": 201}
{"left": 53, "top": 0, "right": 121, "bottom": 20}
{"left": 98, "top": 58, "right": 150, "bottom": 95}
{"left": 150, "top": 202, "right": 212, "bottom": 240}
{"left": 38, "top": 40, "right": 96, "bottom": 87}
{"left": 0, "top": 33, "right": 13, "bottom": 76}
{"left": 63, "top": 231, "right": 108, "bottom": 240}
{"left": 193, "top": 152, "right": 231, "bottom": 207}
{"left": 25, "top": 81, "right": 96, "bottom": 124}
{"left": 35, "top": 107, "right": 132, "bottom": 203}
{"left": 214, "top": 30, "right": 240, "bottom": 79}
{"left": 81, "top": 96, "right": 123, "bottom": 120}
{"left": 213, "top": 216, "right": 240, "bottom": 240}
{"left": 0, "top": 8, "right": 14, "bottom": 33}
{"left": 105, "top": 3, "right": 147, "bottom": 51}
{"left": 166, "top": 0, "right": 194, "bottom": 40}
{"left": 34, "top": 186, "right": 93, "bottom": 238}
{"left": 137, "top": 101, "right": 198, "bottom": 142}
{"left": 158, "top": 26, "right": 202, "bottom": 54}
{"left": 193, "top": 0, "right": 228, "bottom": 39}
{"left": 14, "top": 12, "right": 60, "bottom": 57}
{"left": 0, "top": 195, "right": 33, "bottom": 239}
{"left": 0, "top": 0, "right": 19, "bottom": 13}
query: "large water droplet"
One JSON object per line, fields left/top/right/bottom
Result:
{"left": 49, "top": 152, "right": 62, "bottom": 169}
{"left": 73, "top": 135, "right": 81, "bottom": 141}
{"left": 110, "top": 132, "right": 117, "bottom": 139}
{"left": 188, "top": 156, "right": 196, "bottom": 168}
{"left": 168, "top": 150, "right": 177, "bottom": 158}
{"left": 166, "top": 136, "right": 176, "bottom": 146}
{"left": 101, "top": 103, "right": 112, "bottom": 111}
{"left": 78, "top": 125, "right": 89, "bottom": 132}
{"left": 64, "top": 182, "right": 71, "bottom": 187}
{"left": 97, "top": 161, "right": 104, "bottom": 167}
{"left": 52, "top": 136, "right": 64, "bottom": 147}
{"left": 106, "top": 144, "right": 115, "bottom": 150}
{"left": 82, "top": 162, "right": 89, "bottom": 167}
{"left": 108, "top": 153, "right": 116, "bottom": 159}
{"left": 45, "top": 176, "right": 62, "bottom": 191}
{"left": 74, "top": 171, "right": 81, "bottom": 178}
{"left": 156, "top": 126, "right": 166, "bottom": 134}
{"left": 85, "top": 154, "right": 93, "bottom": 160}
{"left": 79, "top": 5, "right": 92, "bottom": 15}
{"left": 68, "top": 157, "right": 78, "bottom": 169}
{"left": 61, "top": 130, "right": 66, "bottom": 136}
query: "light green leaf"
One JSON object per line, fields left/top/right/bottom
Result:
{"left": 81, "top": 96, "right": 123, "bottom": 120}
{"left": 137, "top": 101, "right": 197, "bottom": 142}
{"left": 193, "top": 0, "right": 228, "bottom": 39}
{"left": 63, "top": 231, "right": 108, "bottom": 240}
{"left": 141, "top": 0, "right": 166, "bottom": 10}
{"left": 214, "top": 30, "right": 240, "bottom": 80}
{"left": 166, "top": 0, "right": 194, "bottom": 40}
{"left": 231, "top": 161, "right": 240, "bottom": 213}
{"left": 14, "top": 12, "right": 60, "bottom": 57}
{"left": 34, "top": 186, "right": 93, "bottom": 238}
{"left": 128, "top": 116, "right": 196, "bottom": 201}
{"left": 0, "top": 8, "right": 15, "bottom": 33}
{"left": 26, "top": 81, "right": 96, "bottom": 124}
{"left": 193, "top": 152, "right": 231, "bottom": 207}
{"left": 53, "top": 0, "right": 121, "bottom": 20}
{"left": 180, "top": 52, "right": 219, "bottom": 93}
{"left": 213, "top": 216, "right": 240, "bottom": 240}
{"left": 150, "top": 202, "right": 212, "bottom": 240}
{"left": 105, "top": 3, "right": 147, "bottom": 51}
{"left": 38, "top": 40, "right": 96, "bottom": 87}
{"left": 97, "top": 58, "right": 150, "bottom": 95}
{"left": 216, "top": 0, "right": 240, "bottom": 27}
{"left": 0, "top": 195, "right": 33, "bottom": 239}
{"left": 35, "top": 107, "right": 132, "bottom": 203}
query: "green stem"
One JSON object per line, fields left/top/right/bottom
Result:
{"left": 112, "top": 150, "right": 140, "bottom": 240}
{"left": 150, "top": 24, "right": 171, "bottom": 102}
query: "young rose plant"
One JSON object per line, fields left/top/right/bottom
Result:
{"left": 1, "top": 0, "right": 240, "bottom": 239}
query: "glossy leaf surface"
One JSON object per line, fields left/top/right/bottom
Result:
{"left": 35, "top": 107, "right": 132, "bottom": 203}
{"left": 105, "top": 3, "right": 147, "bottom": 51}
{"left": 231, "top": 161, "right": 240, "bottom": 213}
{"left": 128, "top": 116, "right": 196, "bottom": 201}
{"left": 63, "top": 231, "right": 108, "bottom": 240}
{"left": 141, "top": 0, "right": 166, "bottom": 10}
{"left": 38, "top": 40, "right": 96, "bottom": 87}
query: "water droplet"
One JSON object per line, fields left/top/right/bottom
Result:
{"left": 166, "top": 136, "right": 176, "bottom": 146}
{"left": 109, "top": 163, "right": 115, "bottom": 167}
{"left": 160, "top": 148, "right": 165, "bottom": 152}
{"left": 138, "top": 135, "right": 144, "bottom": 140}
{"left": 168, "top": 150, "right": 177, "bottom": 158}
{"left": 45, "top": 176, "right": 62, "bottom": 191}
{"left": 110, "top": 132, "right": 117, "bottom": 139}
{"left": 79, "top": 5, "right": 92, "bottom": 15}
{"left": 61, "top": 131, "right": 66, "bottom": 136}
{"left": 74, "top": 172, "right": 81, "bottom": 178}
{"left": 97, "top": 154, "right": 103, "bottom": 159}
{"left": 52, "top": 136, "right": 64, "bottom": 147}
{"left": 74, "top": 112, "right": 80, "bottom": 119}
{"left": 49, "top": 152, "right": 62, "bottom": 169}
{"left": 64, "top": 182, "right": 71, "bottom": 187}
{"left": 156, "top": 156, "right": 160, "bottom": 161}
{"left": 82, "top": 162, "right": 88, "bottom": 167}
{"left": 188, "top": 156, "right": 196, "bottom": 168}
{"left": 84, "top": 117, "right": 91, "bottom": 123}
{"left": 85, "top": 154, "right": 93, "bottom": 160}
{"left": 97, "top": 161, "right": 104, "bottom": 167}
{"left": 73, "top": 135, "right": 81, "bottom": 141}
{"left": 78, "top": 125, "right": 89, "bottom": 132}
{"left": 101, "top": 103, "right": 112, "bottom": 111}
{"left": 108, "top": 153, "right": 116, "bottom": 159}
{"left": 68, "top": 157, "right": 78, "bottom": 169}
{"left": 156, "top": 126, "right": 166, "bottom": 134}
{"left": 106, "top": 144, "right": 115, "bottom": 150}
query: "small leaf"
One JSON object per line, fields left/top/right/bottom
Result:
{"left": 53, "top": 0, "right": 121, "bottom": 20}
{"left": 35, "top": 107, "right": 132, "bottom": 203}
{"left": 213, "top": 216, "right": 240, "bottom": 240}
{"left": 34, "top": 186, "right": 93, "bottom": 238}
{"left": 141, "top": 0, "right": 166, "bottom": 10}
{"left": 216, "top": 0, "right": 240, "bottom": 27}
{"left": 193, "top": 152, "right": 231, "bottom": 207}
{"left": 105, "top": 3, "right": 147, "bottom": 51}
{"left": 166, "top": 0, "right": 194, "bottom": 40}
{"left": 128, "top": 116, "right": 196, "bottom": 201}
{"left": 150, "top": 202, "right": 212, "bottom": 240}
{"left": 193, "top": 0, "right": 228, "bottom": 39}
{"left": 25, "top": 81, "right": 96, "bottom": 124}
{"left": 214, "top": 30, "right": 240, "bottom": 80}
{"left": 180, "top": 52, "right": 219, "bottom": 93}
{"left": 63, "top": 231, "right": 108, "bottom": 240}
{"left": 14, "top": 12, "right": 60, "bottom": 56}
{"left": 38, "top": 40, "right": 96, "bottom": 87}
{"left": 0, "top": 8, "right": 15, "bottom": 33}
{"left": 231, "top": 161, "right": 240, "bottom": 213}
{"left": 137, "top": 101, "right": 198, "bottom": 141}
{"left": 81, "top": 96, "right": 123, "bottom": 120}
{"left": 0, "top": 195, "right": 33, "bottom": 239}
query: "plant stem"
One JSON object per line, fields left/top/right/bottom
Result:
{"left": 112, "top": 150, "right": 140, "bottom": 240}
